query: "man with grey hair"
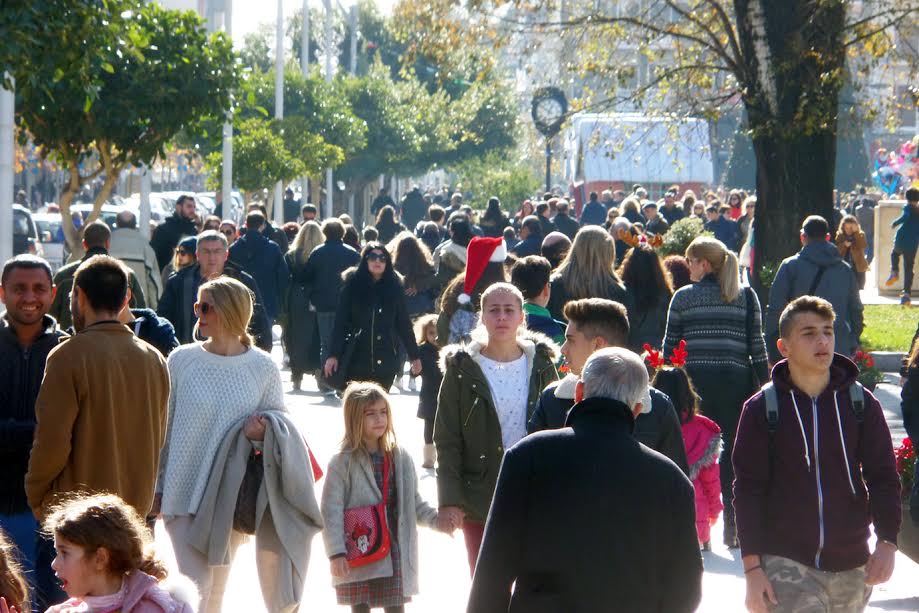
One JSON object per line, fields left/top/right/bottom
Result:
{"left": 468, "top": 347, "right": 701, "bottom": 613}
{"left": 157, "top": 230, "right": 272, "bottom": 351}
{"left": 109, "top": 210, "right": 162, "bottom": 309}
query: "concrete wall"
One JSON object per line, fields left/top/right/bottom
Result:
{"left": 874, "top": 199, "right": 910, "bottom": 295}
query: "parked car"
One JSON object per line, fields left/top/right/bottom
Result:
{"left": 13, "top": 204, "right": 40, "bottom": 256}
{"left": 198, "top": 190, "right": 245, "bottom": 223}
{"left": 70, "top": 203, "right": 123, "bottom": 228}
{"left": 32, "top": 212, "right": 65, "bottom": 271}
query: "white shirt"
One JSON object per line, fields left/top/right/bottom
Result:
{"left": 475, "top": 353, "right": 529, "bottom": 450}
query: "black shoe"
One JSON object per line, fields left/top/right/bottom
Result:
{"left": 701, "top": 541, "right": 711, "bottom": 552}
{"left": 723, "top": 521, "right": 739, "bottom": 549}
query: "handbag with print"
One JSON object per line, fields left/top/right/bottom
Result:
{"left": 342, "top": 453, "right": 392, "bottom": 568}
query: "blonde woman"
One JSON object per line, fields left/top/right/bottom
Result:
{"left": 661, "top": 236, "right": 768, "bottom": 549}
{"left": 285, "top": 220, "right": 325, "bottom": 390}
{"left": 154, "top": 276, "right": 285, "bottom": 612}
{"left": 546, "top": 226, "right": 628, "bottom": 321}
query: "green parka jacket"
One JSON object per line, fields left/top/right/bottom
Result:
{"left": 434, "top": 328, "right": 559, "bottom": 522}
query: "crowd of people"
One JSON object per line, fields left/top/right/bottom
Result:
{"left": 0, "top": 178, "right": 914, "bottom": 613}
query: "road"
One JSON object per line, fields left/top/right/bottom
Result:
{"left": 153, "top": 351, "right": 919, "bottom": 612}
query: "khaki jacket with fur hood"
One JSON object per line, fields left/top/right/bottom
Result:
{"left": 435, "top": 328, "right": 559, "bottom": 522}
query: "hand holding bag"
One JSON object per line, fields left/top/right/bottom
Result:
{"left": 324, "top": 329, "right": 362, "bottom": 391}
{"left": 342, "top": 453, "right": 392, "bottom": 568}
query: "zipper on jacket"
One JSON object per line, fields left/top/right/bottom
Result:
{"left": 370, "top": 305, "right": 376, "bottom": 371}
{"left": 811, "top": 397, "right": 826, "bottom": 569}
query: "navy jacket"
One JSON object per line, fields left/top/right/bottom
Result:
{"left": 468, "top": 396, "right": 702, "bottom": 613}
{"left": 579, "top": 201, "right": 607, "bottom": 227}
{"left": 228, "top": 230, "right": 288, "bottom": 319}
{"left": 510, "top": 235, "right": 542, "bottom": 258}
{"left": 128, "top": 308, "right": 179, "bottom": 358}
{"left": 301, "top": 239, "right": 360, "bottom": 313}
{"left": 733, "top": 356, "right": 901, "bottom": 572}
{"left": 892, "top": 203, "right": 919, "bottom": 252}
{"left": 0, "top": 314, "right": 67, "bottom": 514}
{"left": 552, "top": 213, "right": 580, "bottom": 239}
{"left": 704, "top": 216, "right": 741, "bottom": 251}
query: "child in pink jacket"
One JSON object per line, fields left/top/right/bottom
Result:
{"left": 652, "top": 367, "right": 723, "bottom": 550}
{"left": 42, "top": 493, "right": 198, "bottom": 613}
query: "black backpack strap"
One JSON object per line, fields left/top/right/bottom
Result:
{"left": 807, "top": 265, "right": 828, "bottom": 296}
{"left": 849, "top": 382, "right": 865, "bottom": 423}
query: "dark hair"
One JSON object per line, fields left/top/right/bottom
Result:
{"left": 778, "top": 295, "right": 835, "bottom": 339}
{"left": 301, "top": 203, "right": 317, "bottom": 215}
{"left": 535, "top": 202, "right": 550, "bottom": 216}
{"left": 343, "top": 224, "right": 361, "bottom": 251}
{"left": 482, "top": 197, "right": 504, "bottom": 223}
{"left": 563, "top": 298, "right": 629, "bottom": 347}
{"left": 248, "top": 203, "right": 269, "bottom": 217}
{"left": 245, "top": 211, "right": 266, "bottom": 231}
{"left": 556, "top": 200, "right": 570, "bottom": 214}
{"left": 349, "top": 242, "right": 401, "bottom": 293}
{"left": 663, "top": 255, "right": 692, "bottom": 290}
{"left": 521, "top": 215, "right": 542, "bottom": 237}
{"left": 510, "top": 255, "right": 552, "bottom": 300}
{"left": 322, "top": 218, "right": 345, "bottom": 242}
{"left": 363, "top": 226, "right": 379, "bottom": 242}
{"left": 651, "top": 367, "right": 701, "bottom": 423}
{"left": 73, "top": 255, "right": 128, "bottom": 314}
{"left": 449, "top": 216, "right": 474, "bottom": 247}
{"left": 705, "top": 204, "right": 719, "bottom": 214}
{"left": 906, "top": 187, "right": 919, "bottom": 202}
{"left": 2, "top": 254, "right": 53, "bottom": 286}
{"left": 428, "top": 204, "right": 445, "bottom": 224}
{"left": 801, "top": 215, "right": 829, "bottom": 240}
{"left": 175, "top": 195, "right": 190, "bottom": 208}
{"left": 440, "top": 261, "right": 508, "bottom": 318}
{"left": 617, "top": 244, "right": 673, "bottom": 311}
{"left": 589, "top": 191, "right": 598, "bottom": 202}
{"left": 375, "top": 205, "right": 397, "bottom": 227}
{"left": 115, "top": 210, "right": 136, "bottom": 229}
{"left": 390, "top": 232, "right": 434, "bottom": 289}
{"left": 82, "top": 221, "right": 111, "bottom": 249}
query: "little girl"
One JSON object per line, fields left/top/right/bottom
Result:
{"left": 652, "top": 367, "right": 723, "bottom": 551}
{"left": 0, "top": 528, "right": 28, "bottom": 613}
{"left": 415, "top": 315, "right": 443, "bottom": 469}
{"left": 835, "top": 214, "right": 869, "bottom": 291}
{"left": 42, "top": 494, "right": 198, "bottom": 613}
{"left": 321, "top": 382, "right": 451, "bottom": 613}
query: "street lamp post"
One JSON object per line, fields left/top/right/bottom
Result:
{"left": 300, "top": 0, "right": 310, "bottom": 209}
{"left": 273, "top": 0, "right": 285, "bottom": 227}
{"left": 221, "top": 0, "right": 233, "bottom": 220}
{"left": 0, "top": 77, "right": 14, "bottom": 264}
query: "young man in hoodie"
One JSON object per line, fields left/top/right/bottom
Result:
{"left": 527, "top": 298, "right": 689, "bottom": 474}
{"left": 510, "top": 255, "right": 565, "bottom": 345}
{"left": 734, "top": 296, "right": 900, "bottom": 613}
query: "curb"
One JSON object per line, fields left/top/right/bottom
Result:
{"left": 870, "top": 351, "right": 904, "bottom": 373}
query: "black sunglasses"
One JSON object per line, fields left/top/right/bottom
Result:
{"left": 366, "top": 252, "right": 388, "bottom": 262}
{"left": 194, "top": 301, "right": 215, "bottom": 315}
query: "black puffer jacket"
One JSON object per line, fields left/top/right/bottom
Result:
{"left": 301, "top": 239, "right": 360, "bottom": 313}
{"left": 528, "top": 375, "right": 689, "bottom": 474}
{"left": 329, "top": 269, "right": 419, "bottom": 386}
{"left": 0, "top": 314, "right": 67, "bottom": 514}
{"left": 150, "top": 212, "right": 197, "bottom": 271}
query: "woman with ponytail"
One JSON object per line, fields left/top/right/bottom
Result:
{"left": 154, "top": 277, "right": 285, "bottom": 612}
{"left": 662, "top": 236, "right": 768, "bottom": 549}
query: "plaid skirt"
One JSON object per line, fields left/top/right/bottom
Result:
{"left": 336, "top": 452, "right": 410, "bottom": 607}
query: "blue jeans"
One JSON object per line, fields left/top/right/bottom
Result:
{"left": 0, "top": 512, "right": 38, "bottom": 573}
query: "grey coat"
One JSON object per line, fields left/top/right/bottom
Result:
{"left": 321, "top": 446, "right": 438, "bottom": 594}
{"left": 764, "top": 241, "right": 864, "bottom": 362}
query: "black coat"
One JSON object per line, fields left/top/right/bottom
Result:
{"left": 228, "top": 230, "right": 289, "bottom": 319}
{"left": 538, "top": 215, "right": 556, "bottom": 238}
{"left": 546, "top": 275, "right": 628, "bottom": 322}
{"left": 0, "top": 314, "right": 68, "bottom": 514}
{"left": 401, "top": 189, "right": 428, "bottom": 233}
{"left": 552, "top": 213, "right": 580, "bottom": 240}
{"left": 479, "top": 215, "right": 511, "bottom": 238}
{"left": 510, "top": 235, "right": 542, "bottom": 258}
{"left": 376, "top": 219, "right": 407, "bottom": 245}
{"left": 301, "top": 239, "right": 360, "bottom": 313}
{"left": 156, "top": 263, "right": 272, "bottom": 352}
{"left": 329, "top": 271, "right": 420, "bottom": 386}
{"left": 528, "top": 381, "right": 689, "bottom": 474}
{"left": 467, "top": 396, "right": 702, "bottom": 613}
{"left": 417, "top": 342, "right": 442, "bottom": 420}
{"left": 150, "top": 213, "right": 197, "bottom": 271}
{"left": 283, "top": 252, "right": 320, "bottom": 376}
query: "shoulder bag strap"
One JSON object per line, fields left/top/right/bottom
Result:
{"left": 807, "top": 265, "right": 828, "bottom": 296}
{"left": 382, "top": 452, "right": 391, "bottom": 505}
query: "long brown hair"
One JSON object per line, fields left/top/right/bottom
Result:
{"left": 0, "top": 529, "right": 28, "bottom": 612}
{"left": 389, "top": 231, "right": 434, "bottom": 290}
{"left": 554, "top": 226, "right": 623, "bottom": 301}
{"left": 43, "top": 493, "right": 168, "bottom": 582}
{"left": 617, "top": 243, "right": 673, "bottom": 311}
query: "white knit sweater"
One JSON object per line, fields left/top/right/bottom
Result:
{"left": 156, "top": 343, "right": 285, "bottom": 517}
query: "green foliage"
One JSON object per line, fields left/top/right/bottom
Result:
{"left": 452, "top": 152, "right": 540, "bottom": 210}
{"left": 758, "top": 260, "right": 780, "bottom": 291}
{"left": 205, "top": 118, "right": 303, "bottom": 195}
{"left": 860, "top": 305, "right": 917, "bottom": 353}
{"left": 658, "top": 217, "right": 711, "bottom": 258}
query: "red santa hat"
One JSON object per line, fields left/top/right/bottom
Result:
{"left": 459, "top": 236, "right": 507, "bottom": 305}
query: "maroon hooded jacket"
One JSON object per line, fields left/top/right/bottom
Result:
{"left": 733, "top": 354, "right": 901, "bottom": 572}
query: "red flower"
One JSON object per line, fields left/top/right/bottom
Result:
{"left": 866, "top": 356, "right": 875, "bottom": 368}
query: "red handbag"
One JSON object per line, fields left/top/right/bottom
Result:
{"left": 343, "top": 453, "right": 392, "bottom": 568}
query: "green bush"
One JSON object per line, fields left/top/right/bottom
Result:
{"left": 452, "top": 151, "right": 540, "bottom": 211}
{"left": 658, "top": 217, "right": 711, "bottom": 257}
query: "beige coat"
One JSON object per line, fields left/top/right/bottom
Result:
{"left": 321, "top": 446, "right": 438, "bottom": 594}
{"left": 189, "top": 411, "right": 323, "bottom": 613}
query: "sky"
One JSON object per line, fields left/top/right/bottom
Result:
{"left": 232, "top": 0, "right": 394, "bottom": 45}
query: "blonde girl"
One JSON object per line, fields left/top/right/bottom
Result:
{"left": 321, "top": 382, "right": 449, "bottom": 613}
{"left": 662, "top": 236, "right": 768, "bottom": 549}
{"left": 156, "top": 276, "right": 285, "bottom": 612}
{"left": 546, "top": 226, "right": 628, "bottom": 320}
{"left": 835, "top": 214, "right": 869, "bottom": 289}
{"left": 414, "top": 315, "right": 442, "bottom": 468}
{"left": 0, "top": 529, "right": 27, "bottom": 613}
{"left": 42, "top": 493, "right": 196, "bottom": 613}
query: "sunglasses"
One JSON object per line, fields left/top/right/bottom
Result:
{"left": 177, "top": 249, "right": 191, "bottom": 256}
{"left": 194, "top": 301, "right": 216, "bottom": 315}
{"left": 366, "top": 253, "right": 388, "bottom": 262}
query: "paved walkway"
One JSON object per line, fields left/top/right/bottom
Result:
{"left": 152, "top": 349, "right": 919, "bottom": 612}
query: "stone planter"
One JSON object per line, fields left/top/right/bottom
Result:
{"left": 901, "top": 502, "right": 919, "bottom": 565}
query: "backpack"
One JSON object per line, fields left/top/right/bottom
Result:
{"left": 761, "top": 381, "right": 865, "bottom": 482}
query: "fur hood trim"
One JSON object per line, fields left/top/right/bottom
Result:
{"left": 438, "top": 326, "right": 560, "bottom": 373}
{"left": 688, "top": 434, "right": 722, "bottom": 481}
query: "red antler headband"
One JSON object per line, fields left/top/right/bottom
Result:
{"left": 643, "top": 344, "right": 666, "bottom": 369}
{"left": 644, "top": 340, "right": 688, "bottom": 370}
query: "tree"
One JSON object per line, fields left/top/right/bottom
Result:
{"left": 13, "top": 0, "right": 237, "bottom": 250}
{"left": 399, "top": 0, "right": 918, "bottom": 292}
{"left": 453, "top": 151, "right": 540, "bottom": 208}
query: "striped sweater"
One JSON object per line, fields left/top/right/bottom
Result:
{"left": 662, "top": 275, "right": 769, "bottom": 381}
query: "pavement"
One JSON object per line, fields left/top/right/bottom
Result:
{"left": 153, "top": 346, "right": 919, "bottom": 612}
